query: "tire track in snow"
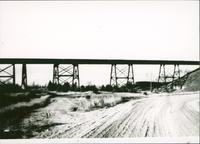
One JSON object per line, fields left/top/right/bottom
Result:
{"left": 34, "top": 92, "right": 199, "bottom": 138}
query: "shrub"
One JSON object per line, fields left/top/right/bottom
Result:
{"left": 0, "top": 83, "right": 22, "bottom": 93}
{"left": 47, "top": 81, "right": 140, "bottom": 93}
{"left": 70, "top": 106, "right": 78, "bottom": 112}
{"left": 105, "top": 85, "right": 113, "bottom": 91}
{"left": 86, "top": 95, "right": 91, "bottom": 100}
{"left": 143, "top": 92, "right": 148, "bottom": 95}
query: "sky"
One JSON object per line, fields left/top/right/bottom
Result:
{"left": 0, "top": 1, "right": 199, "bottom": 86}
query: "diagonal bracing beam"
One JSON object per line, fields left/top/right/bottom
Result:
{"left": 158, "top": 64, "right": 166, "bottom": 83}
{"left": 110, "top": 64, "right": 134, "bottom": 87}
{"left": 0, "top": 64, "right": 15, "bottom": 85}
{"left": 158, "top": 64, "right": 181, "bottom": 89}
{"left": 53, "top": 64, "right": 80, "bottom": 87}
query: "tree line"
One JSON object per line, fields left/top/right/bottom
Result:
{"left": 0, "top": 81, "right": 157, "bottom": 93}
{"left": 47, "top": 81, "right": 138, "bottom": 93}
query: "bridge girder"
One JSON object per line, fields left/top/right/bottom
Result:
{"left": 0, "top": 58, "right": 199, "bottom": 65}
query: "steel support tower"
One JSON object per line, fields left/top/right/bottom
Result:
{"left": 110, "top": 64, "right": 134, "bottom": 86}
{"left": 0, "top": 64, "right": 15, "bottom": 85}
{"left": 171, "top": 64, "right": 181, "bottom": 88}
{"left": 158, "top": 64, "right": 167, "bottom": 83}
{"left": 158, "top": 64, "right": 181, "bottom": 88}
{"left": 53, "top": 64, "right": 80, "bottom": 87}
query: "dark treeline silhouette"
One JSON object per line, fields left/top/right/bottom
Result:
{"left": 0, "top": 83, "right": 46, "bottom": 93}
{"left": 135, "top": 81, "right": 164, "bottom": 91}
{"left": 0, "top": 83, "right": 23, "bottom": 93}
{"left": 0, "top": 81, "right": 164, "bottom": 93}
{"left": 47, "top": 81, "right": 138, "bottom": 93}
{"left": 0, "top": 83, "right": 47, "bottom": 109}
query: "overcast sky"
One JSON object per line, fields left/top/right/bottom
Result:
{"left": 0, "top": 1, "right": 199, "bottom": 85}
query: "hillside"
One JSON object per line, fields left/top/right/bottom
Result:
{"left": 182, "top": 67, "right": 200, "bottom": 91}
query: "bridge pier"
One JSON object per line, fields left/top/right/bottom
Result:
{"left": 21, "top": 64, "right": 27, "bottom": 89}
{"left": 0, "top": 64, "right": 15, "bottom": 85}
{"left": 158, "top": 64, "right": 181, "bottom": 89}
{"left": 171, "top": 64, "right": 181, "bottom": 89}
{"left": 53, "top": 64, "right": 80, "bottom": 87}
{"left": 158, "top": 64, "right": 166, "bottom": 83}
{"left": 110, "top": 64, "right": 134, "bottom": 86}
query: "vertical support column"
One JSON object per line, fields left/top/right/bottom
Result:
{"left": 172, "top": 64, "right": 181, "bottom": 89}
{"left": 110, "top": 64, "right": 134, "bottom": 86}
{"left": 0, "top": 64, "right": 15, "bottom": 85}
{"left": 114, "top": 64, "right": 118, "bottom": 86}
{"left": 13, "top": 64, "right": 15, "bottom": 85}
{"left": 110, "top": 64, "right": 117, "bottom": 86}
{"left": 72, "top": 64, "right": 80, "bottom": 87}
{"left": 21, "top": 64, "right": 27, "bottom": 89}
{"left": 110, "top": 64, "right": 113, "bottom": 85}
{"left": 53, "top": 64, "right": 59, "bottom": 84}
{"left": 127, "top": 64, "right": 134, "bottom": 83}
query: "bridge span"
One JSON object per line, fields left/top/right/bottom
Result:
{"left": 0, "top": 58, "right": 199, "bottom": 65}
{"left": 0, "top": 58, "right": 199, "bottom": 89}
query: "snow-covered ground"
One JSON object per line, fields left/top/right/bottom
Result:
{"left": 14, "top": 91, "right": 199, "bottom": 138}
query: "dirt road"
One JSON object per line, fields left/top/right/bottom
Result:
{"left": 23, "top": 92, "right": 198, "bottom": 138}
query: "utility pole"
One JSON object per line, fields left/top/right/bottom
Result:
{"left": 150, "top": 73, "right": 152, "bottom": 92}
